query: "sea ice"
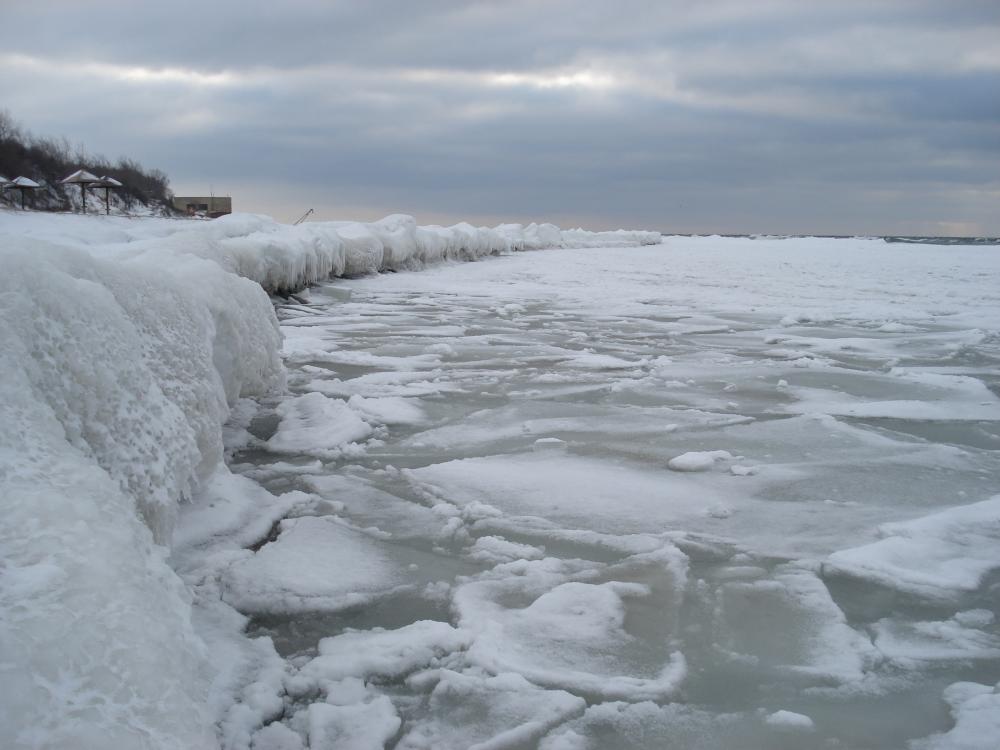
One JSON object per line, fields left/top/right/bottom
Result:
{"left": 5, "top": 210, "right": 1000, "bottom": 749}
{"left": 396, "top": 670, "right": 586, "bottom": 750}
{"left": 911, "top": 681, "right": 1000, "bottom": 750}
{"left": 299, "top": 620, "right": 472, "bottom": 683}
{"left": 221, "top": 516, "right": 405, "bottom": 613}
{"left": 667, "top": 450, "right": 734, "bottom": 472}
{"left": 824, "top": 495, "right": 1000, "bottom": 600}
{"left": 267, "top": 392, "right": 373, "bottom": 456}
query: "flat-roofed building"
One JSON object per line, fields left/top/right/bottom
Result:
{"left": 172, "top": 195, "right": 232, "bottom": 218}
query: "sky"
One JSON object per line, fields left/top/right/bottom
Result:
{"left": 1, "top": 0, "right": 998, "bottom": 235}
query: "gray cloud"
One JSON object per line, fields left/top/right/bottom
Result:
{"left": 1, "top": 0, "right": 997, "bottom": 234}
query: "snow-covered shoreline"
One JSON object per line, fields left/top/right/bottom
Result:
{"left": 1, "top": 211, "right": 662, "bottom": 294}
{"left": 3, "top": 211, "right": 999, "bottom": 749}
{"left": 0, "top": 211, "right": 661, "bottom": 748}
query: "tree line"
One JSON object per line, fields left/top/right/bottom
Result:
{"left": 0, "top": 110, "right": 174, "bottom": 212}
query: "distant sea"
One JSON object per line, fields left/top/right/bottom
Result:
{"left": 667, "top": 233, "right": 1000, "bottom": 246}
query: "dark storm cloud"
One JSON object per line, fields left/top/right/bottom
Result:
{"left": 1, "top": 0, "right": 997, "bottom": 234}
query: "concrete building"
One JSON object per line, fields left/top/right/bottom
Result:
{"left": 172, "top": 195, "right": 232, "bottom": 218}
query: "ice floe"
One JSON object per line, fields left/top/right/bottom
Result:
{"left": 824, "top": 495, "right": 1000, "bottom": 600}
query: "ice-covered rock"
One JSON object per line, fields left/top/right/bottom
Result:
{"left": 0, "top": 224, "right": 286, "bottom": 748}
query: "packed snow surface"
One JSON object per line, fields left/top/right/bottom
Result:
{"left": 3, "top": 210, "right": 1000, "bottom": 750}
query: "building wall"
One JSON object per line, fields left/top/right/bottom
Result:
{"left": 171, "top": 196, "right": 232, "bottom": 216}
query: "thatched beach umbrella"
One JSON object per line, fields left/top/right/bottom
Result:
{"left": 97, "top": 176, "right": 123, "bottom": 215}
{"left": 60, "top": 169, "right": 102, "bottom": 212}
{"left": 10, "top": 176, "right": 40, "bottom": 209}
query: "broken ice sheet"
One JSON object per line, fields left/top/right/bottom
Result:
{"left": 396, "top": 670, "right": 586, "bottom": 750}
{"left": 233, "top": 237, "right": 1000, "bottom": 750}
{"left": 221, "top": 516, "right": 410, "bottom": 614}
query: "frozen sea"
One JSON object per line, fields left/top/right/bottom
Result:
{"left": 221, "top": 236, "right": 1000, "bottom": 749}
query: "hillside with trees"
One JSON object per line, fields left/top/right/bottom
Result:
{"left": 0, "top": 111, "right": 175, "bottom": 214}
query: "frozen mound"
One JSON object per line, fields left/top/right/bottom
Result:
{"left": 0, "top": 238, "right": 283, "bottom": 747}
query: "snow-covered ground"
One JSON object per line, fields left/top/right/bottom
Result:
{"left": 2, "top": 210, "right": 999, "bottom": 749}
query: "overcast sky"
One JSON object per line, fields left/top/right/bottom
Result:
{"left": 2, "top": 0, "right": 998, "bottom": 234}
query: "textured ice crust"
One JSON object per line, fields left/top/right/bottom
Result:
{"left": 0, "top": 238, "right": 282, "bottom": 747}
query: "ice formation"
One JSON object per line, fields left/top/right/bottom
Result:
{"left": 0, "top": 210, "right": 660, "bottom": 748}
{"left": 3, "top": 210, "right": 1000, "bottom": 750}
